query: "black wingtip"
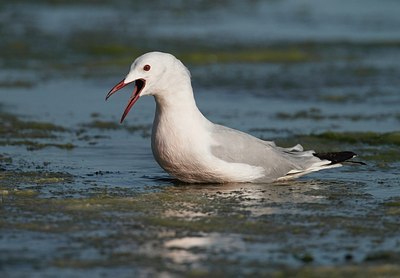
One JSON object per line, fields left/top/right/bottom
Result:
{"left": 313, "top": 151, "right": 359, "bottom": 165}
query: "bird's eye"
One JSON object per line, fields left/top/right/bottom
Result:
{"left": 143, "top": 64, "right": 151, "bottom": 71}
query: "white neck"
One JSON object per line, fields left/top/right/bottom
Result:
{"left": 152, "top": 64, "right": 210, "bottom": 128}
{"left": 153, "top": 82, "right": 209, "bottom": 129}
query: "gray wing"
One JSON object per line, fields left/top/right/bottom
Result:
{"left": 210, "top": 124, "right": 324, "bottom": 180}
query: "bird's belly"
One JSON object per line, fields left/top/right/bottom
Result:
{"left": 151, "top": 136, "right": 265, "bottom": 183}
{"left": 151, "top": 136, "right": 213, "bottom": 182}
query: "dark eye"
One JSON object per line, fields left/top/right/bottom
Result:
{"left": 143, "top": 64, "right": 151, "bottom": 71}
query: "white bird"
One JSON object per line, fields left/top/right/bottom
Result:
{"left": 106, "top": 51, "right": 360, "bottom": 183}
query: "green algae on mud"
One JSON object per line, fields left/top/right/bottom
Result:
{"left": 314, "top": 131, "right": 400, "bottom": 146}
{"left": 0, "top": 153, "right": 12, "bottom": 164}
{"left": 0, "top": 80, "right": 35, "bottom": 88}
{"left": 274, "top": 264, "right": 400, "bottom": 278}
{"left": 382, "top": 198, "right": 400, "bottom": 216}
{"left": 178, "top": 48, "right": 314, "bottom": 64}
{"left": 81, "top": 120, "right": 121, "bottom": 130}
{"left": 275, "top": 108, "right": 399, "bottom": 122}
{"left": 0, "top": 109, "right": 75, "bottom": 150}
{"left": 1, "top": 140, "right": 75, "bottom": 151}
{"left": 0, "top": 170, "right": 73, "bottom": 187}
{"left": 276, "top": 131, "right": 400, "bottom": 163}
{"left": 65, "top": 29, "right": 314, "bottom": 65}
{"left": 70, "top": 45, "right": 315, "bottom": 78}
{"left": 0, "top": 110, "right": 66, "bottom": 136}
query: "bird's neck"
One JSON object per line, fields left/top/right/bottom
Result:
{"left": 154, "top": 80, "right": 196, "bottom": 110}
{"left": 153, "top": 80, "right": 210, "bottom": 131}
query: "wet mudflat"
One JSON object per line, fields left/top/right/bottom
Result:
{"left": 1, "top": 0, "right": 400, "bottom": 277}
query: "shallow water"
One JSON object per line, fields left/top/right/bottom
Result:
{"left": 1, "top": 0, "right": 400, "bottom": 277}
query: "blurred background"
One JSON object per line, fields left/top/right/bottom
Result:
{"left": 1, "top": 0, "right": 399, "bottom": 131}
{"left": 1, "top": 0, "right": 400, "bottom": 277}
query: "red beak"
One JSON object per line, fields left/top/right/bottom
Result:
{"left": 106, "top": 78, "right": 146, "bottom": 123}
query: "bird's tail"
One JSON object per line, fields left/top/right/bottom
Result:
{"left": 313, "top": 151, "right": 366, "bottom": 165}
{"left": 277, "top": 151, "right": 365, "bottom": 181}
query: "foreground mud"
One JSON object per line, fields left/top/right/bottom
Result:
{"left": 1, "top": 110, "right": 399, "bottom": 277}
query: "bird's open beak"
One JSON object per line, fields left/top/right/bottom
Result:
{"left": 106, "top": 78, "right": 146, "bottom": 123}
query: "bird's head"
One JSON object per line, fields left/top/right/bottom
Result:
{"left": 106, "top": 51, "right": 190, "bottom": 123}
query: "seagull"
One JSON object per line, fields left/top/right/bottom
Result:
{"left": 106, "top": 51, "right": 361, "bottom": 183}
